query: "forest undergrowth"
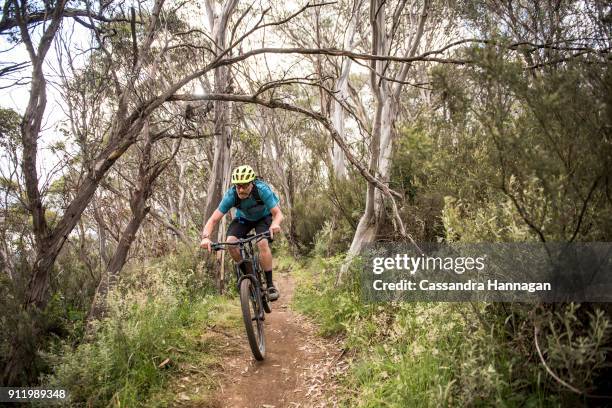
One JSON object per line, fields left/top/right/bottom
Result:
{"left": 290, "top": 253, "right": 611, "bottom": 407}
{"left": 39, "top": 247, "right": 242, "bottom": 407}
{"left": 6, "top": 243, "right": 610, "bottom": 408}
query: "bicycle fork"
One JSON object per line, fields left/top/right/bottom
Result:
{"left": 237, "top": 272, "right": 265, "bottom": 321}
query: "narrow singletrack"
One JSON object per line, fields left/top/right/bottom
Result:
{"left": 210, "top": 272, "right": 345, "bottom": 408}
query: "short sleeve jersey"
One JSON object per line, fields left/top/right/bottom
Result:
{"left": 218, "top": 179, "right": 280, "bottom": 221}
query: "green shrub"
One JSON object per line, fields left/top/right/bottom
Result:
{"left": 292, "top": 255, "right": 370, "bottom": 337}
{"left": 41, "top": 245, "right": 233, "bottom": 407}
{"left": 291, "top": 255, "right": 569, "bottom": 407}
{"left": 291, "top": 176, "right": 364, "bottom": 255}
{"left": 43, "top": 295, "right": 232, "bottom": 407}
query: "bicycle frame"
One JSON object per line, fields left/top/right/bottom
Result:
{"left": 236, "top": 238, "right": 259, "bottom": 288}
{"left": 212, "top": 231, "right": 270, "bottom": 313}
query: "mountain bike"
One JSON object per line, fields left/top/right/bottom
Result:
{"left": 211, "top": 231, "right": 272, "bottom": 360}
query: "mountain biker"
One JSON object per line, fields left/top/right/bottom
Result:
{"left": 200, "top": 165, "right": 283, "bottom": 301}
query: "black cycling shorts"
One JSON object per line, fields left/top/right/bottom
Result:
{"left": 226, "top": 215, "right": 273, "bottom": 242}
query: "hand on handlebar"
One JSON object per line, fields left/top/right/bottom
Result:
{"left": 269, "top": 224, "right": 281, "bottom": 240}
{"left": 200, "top": 237, "right": 212, "bottom": 252}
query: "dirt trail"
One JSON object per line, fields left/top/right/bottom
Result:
{"left": 210, "top": 272, "right": 345, "bottom": 408}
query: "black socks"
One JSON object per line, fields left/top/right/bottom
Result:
{"left": 265, "top": 270, "right": 273, "bottom": 287}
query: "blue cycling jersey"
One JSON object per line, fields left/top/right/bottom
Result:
{"left": 218, "top": 179, "right": 280, "bottom": 221}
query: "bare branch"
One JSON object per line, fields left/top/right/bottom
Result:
{"left": 0, "top": 7, "right": 134, "bottom": 33}
{"left": 169, "top": 91, "right": 402, "bottom": 200}
{"left": 569, "top": 175, "right": 602, "bottom": 242}
{"left": 0, "top": 61, "right": 29, "bottom": 77}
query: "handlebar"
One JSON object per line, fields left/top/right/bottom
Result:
{"left": 210, "top": 231, "right": 272, "bottom": 251}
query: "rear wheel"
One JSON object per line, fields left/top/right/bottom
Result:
{"left": 240, "top": 278, "right": 265, "bottom": 360}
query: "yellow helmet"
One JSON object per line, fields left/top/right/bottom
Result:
{"left": 231, "top": 165, "right": 256, "bottom": 184}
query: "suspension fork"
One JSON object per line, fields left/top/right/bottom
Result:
{"left": 236, "top": 244, "right": 257, "bottom": 289}
{"left": 239, "top": 242, "right": 265, "bottom": 319}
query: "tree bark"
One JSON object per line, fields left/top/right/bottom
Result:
{"left": 331, "top": 0, "right": 362, "bottom": 179}
{"left": 201, "top": 0, "right": 238, "bottom": 294}
{"left": 2, "top": 0, "right": 67, "bottom": 386}
{"left": 202, "top": 0, "right": 238, "bottom": 224}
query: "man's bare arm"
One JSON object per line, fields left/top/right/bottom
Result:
{"left": 269, "top": 206, "right": 283, "bottom": 239}
{"left": 201, "top": 209, "right": 224, "bottom": 239}
{"left": 200, "top": 209, "right": 225, "bottom": 252}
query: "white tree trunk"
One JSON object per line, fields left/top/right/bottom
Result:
{"left": 177, "top": 159, "right": 187, "bottom": 229}
{"left": 330, "top": 56, "right": 352, "bottom": 179}
{"left": 374, "top": 99, "right": 396, "bottom": 225}
{"left": 201, "top": 0, "right": 238, "bottom": 294}
{"left": 339, "top": 100, "right": 394, "bottom": 282}
{"left": 330, "top": 0, "right": 362, "bottom": 179}
{"left": 339, "top": 0, "right": 430, "bottom": 284}
{"left": 202, "top": 0, "right": 238, "bottom": 224}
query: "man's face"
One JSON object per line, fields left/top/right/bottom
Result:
{"left": 235, "top": 182, "right": 253, "bottom": 199}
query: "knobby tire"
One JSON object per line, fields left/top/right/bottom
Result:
{"left": 240, "top": 278, "right": 265, "bottom": 360}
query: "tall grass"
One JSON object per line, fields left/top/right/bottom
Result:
{"left": 290, "top": 254, "right": 570, "bottom": 407}
{"left": 41, "top": 246, "right": 241, "bottom": 407}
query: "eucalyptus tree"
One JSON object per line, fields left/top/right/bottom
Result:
{"left": 201, "top": 0, "right": 239, "bottom": 234}
{"left": 1, "top": 0, "right": 202, "bottom": 385}
{"left": 338, "top": 0, "right": 434, "bottom": 281}
{"left": 279, "top": 0, "right": 365, "bottom": 179}
{"left": 241, "top": 107, "right": 305, "bottom": 248}
{"left": 441, "top": 0, "right": 612, "bottom": 243}
{"left": 330, "top": 0, "right": 364, "bottom": 180}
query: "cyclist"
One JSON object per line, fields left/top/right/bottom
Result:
{"left": 200, "top": 164, "right": 283, "bottom": 301}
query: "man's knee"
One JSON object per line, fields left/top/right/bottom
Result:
{"left": 257, "top": 239, "right": 271, "bottom": 253}
{"left": 227, "top": 236, "right": 240, "bottom": 255}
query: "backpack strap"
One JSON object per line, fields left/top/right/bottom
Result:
{"left": 233, "top": 183, "right": 264, "bottom": 208}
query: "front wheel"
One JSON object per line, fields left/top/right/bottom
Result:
{"left": 240, "top": 278, "right": 265, "bottom": 360}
